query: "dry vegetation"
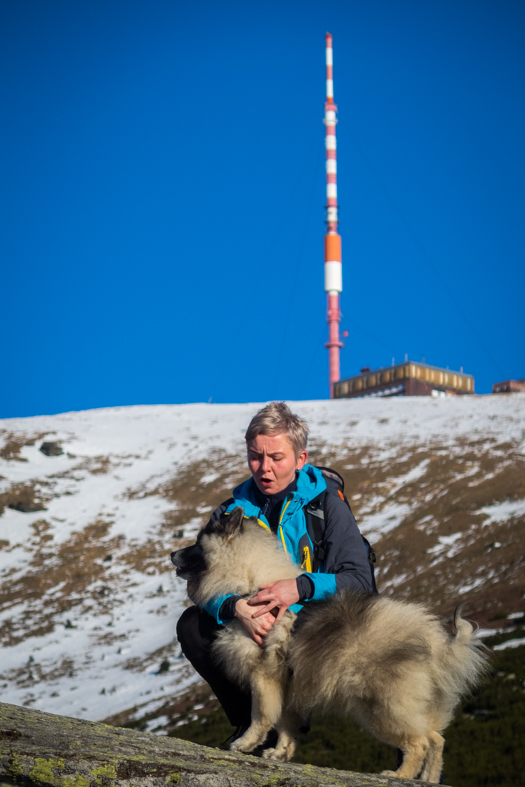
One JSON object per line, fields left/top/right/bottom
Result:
{"left": 0, "top": 430, "right": 51, "bottom": 462}
{"left": 0, "top": 480, "right": 51, "bottom": 516}
{"left": 308, "top": 437, "right": 525, "bottom": 624}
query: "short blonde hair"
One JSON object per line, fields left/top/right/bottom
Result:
{"left": 245, "top": 402, "right": 308, "bottom": 458}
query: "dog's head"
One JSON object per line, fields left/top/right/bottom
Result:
{"left": 170, "top": 505, "right": 247, "bottom": 581}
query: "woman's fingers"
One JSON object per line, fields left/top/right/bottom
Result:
{"left": 251, "top": 602, "right": 277, "bottom": 619}
{"left": 247, "top": 590, "right": 273, "bottom": 605}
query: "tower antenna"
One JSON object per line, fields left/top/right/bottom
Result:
{"left": 323, "top": 32, "right": 343, "bottom": 397}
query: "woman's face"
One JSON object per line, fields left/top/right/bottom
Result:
{"left": 247, "top": 432, "right": 307, "bottom": 496}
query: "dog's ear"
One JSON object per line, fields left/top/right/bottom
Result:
{"left": 219, "top": 506, "right": 245, "bottom": 538}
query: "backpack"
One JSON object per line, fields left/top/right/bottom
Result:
{"left": 304, "top": 466, "right": 378, "bottom": 594}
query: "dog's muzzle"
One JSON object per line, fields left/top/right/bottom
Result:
{"left": 171, "top": 547, "right": 204, "bottom": 580}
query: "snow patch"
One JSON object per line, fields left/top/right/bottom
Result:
{"left": 428, "top": 532, "right": 463, "bottom": 559}
{"left": 493, "top": 637, "right": 525, "bottom": 651}
{"left": 358, "top": 503, "right": 412, "bottom": 540}
{"left": 480, "top": 498, "right": 525, "bottom": 525}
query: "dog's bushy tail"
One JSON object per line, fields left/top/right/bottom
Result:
{"left": 441, "top": 605, "right": 490, "bottom": 701}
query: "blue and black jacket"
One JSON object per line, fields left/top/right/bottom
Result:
{"left": 203, "top": 464, "right": 374, "bottom": 624}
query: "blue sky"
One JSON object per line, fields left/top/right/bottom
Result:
{"left": 1, "top": 0, "right": 524, "bottom": 418}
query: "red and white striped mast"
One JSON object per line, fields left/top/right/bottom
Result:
{"left": 323, "top": 32, "right": 343, "bottom": 398}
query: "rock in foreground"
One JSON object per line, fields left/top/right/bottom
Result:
{"left": 0, "top": 702, "right": 434, "bottom": 787}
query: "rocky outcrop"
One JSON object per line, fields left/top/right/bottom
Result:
{"left": 0, "top": 703, "right": 426, "bottom": 787}
{"left": 39, "top": 442, "right": 63, "bottom": 457}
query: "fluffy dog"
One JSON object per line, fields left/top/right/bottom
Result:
{"left": 171, "top": 507, "right": 488, "bottom": 782}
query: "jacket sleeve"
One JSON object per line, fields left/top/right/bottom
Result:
{"left": 302, "top": 492, "right": 374, "bottom": 600}
{"left": 199, "top": 499, "right": 238, "bottom": 624}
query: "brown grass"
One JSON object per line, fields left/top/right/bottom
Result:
{"left": 308, "top": 437, "right": 525, "bottom": 626}
{"left": 0, "top": 481, "right": 52, "bottom": 516}
{"left": 0, "top": 431, "right": 51, "bottom": 462}
{"left": 0, "top": 519, "right": 127, "bottom": 647}
{"left": 101, "top": 680, "right": 219, "bottom": 729}
{"left": 126, "top": 449, "right": 248, "bottom": 538}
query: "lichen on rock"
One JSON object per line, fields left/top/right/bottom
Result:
{"left": 0, "top": 701, "right": 423, "bottom": 787}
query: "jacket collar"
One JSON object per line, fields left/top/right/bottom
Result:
{"left": 252, "top": 477, "right": 296, "bottom": 509}
{"left": 233, "top": 465, "right": 326, "bottom": 511}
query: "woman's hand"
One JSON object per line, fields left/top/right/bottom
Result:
{"left": 248, "top": 579, "right": 300, "bottom": 623}
{"left": 234, "top": 598, "right": 277, "bottom": 647}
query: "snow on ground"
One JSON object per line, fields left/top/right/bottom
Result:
{"left": 1, "top": 394, "right": 524, "bottom": 723}
{"left": 357, "top": 503, "right": 413, "bottom": 541}
{"left": 481, "top": 498, "right": 525, "bottom": 525}
{"left": 0, "top": 569, "right": 191, "bottom": 721}
{"left": 493, "top": 637, "right": 525, "bottom": 650}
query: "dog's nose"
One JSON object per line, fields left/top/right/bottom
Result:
{"left": 170, "top": 551, "right": 179, "bottom": 566}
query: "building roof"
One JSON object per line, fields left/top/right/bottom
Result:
{"left": 334, "top": 360, "right": 474, "bottom": 399}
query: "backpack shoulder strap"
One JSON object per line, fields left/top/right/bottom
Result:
{"left": 304, "top": 490, "right": 326, "bottom": 573}
{"left": 361, "top": 535, "right": 378, "bottom": 594}
{"left": 304, "top": 466, "right": 378, "bottom": 592}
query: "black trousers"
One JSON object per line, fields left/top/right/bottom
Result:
{"left": 176, "top": 605, "right": 251, "bottom": 727}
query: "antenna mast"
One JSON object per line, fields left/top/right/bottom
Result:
{"left": 324, "top": 32, "right": 343, "bottom": 398}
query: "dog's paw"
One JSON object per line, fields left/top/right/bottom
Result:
{"left": 230, "top": 738, "right": 250, "bottom": 753}
{"left": 380, "top": 770, "right": 399, "bottom": 778}
{"left": 261, "top": 747, "right": 289, "bottom": 762}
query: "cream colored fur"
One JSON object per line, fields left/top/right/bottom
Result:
{"left": 186, "top": 510, "right": 488, "bottom": 783}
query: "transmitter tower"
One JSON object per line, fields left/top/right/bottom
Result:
{"left": 323, "top": 33, "right": 343, "bottom": 397}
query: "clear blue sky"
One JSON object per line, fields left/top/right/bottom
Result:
{"left": 1, "top": 0, "right": 524, "bottom": 418}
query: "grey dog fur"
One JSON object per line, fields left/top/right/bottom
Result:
{"left": 175, "top": 507, "right": 489, "bottom": 782}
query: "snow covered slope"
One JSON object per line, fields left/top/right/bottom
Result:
{"left": 1, "top": 396, "right": 524, "bottom": 727}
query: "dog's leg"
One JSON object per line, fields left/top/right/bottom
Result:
{"left": 230, "top": 673, "right": 282, "bottom": 754}
{"left": 262, "top": 707, "right": 303, "bottom": 762}
{"left": 419, "top": 731, "right": 444, "bottom": 783}
{"left": 381, "top": 735, "right": 429, "bottom": 780}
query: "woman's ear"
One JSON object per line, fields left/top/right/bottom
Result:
{"left": 296, "top": 450, "right": 308, "bottom": 470}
